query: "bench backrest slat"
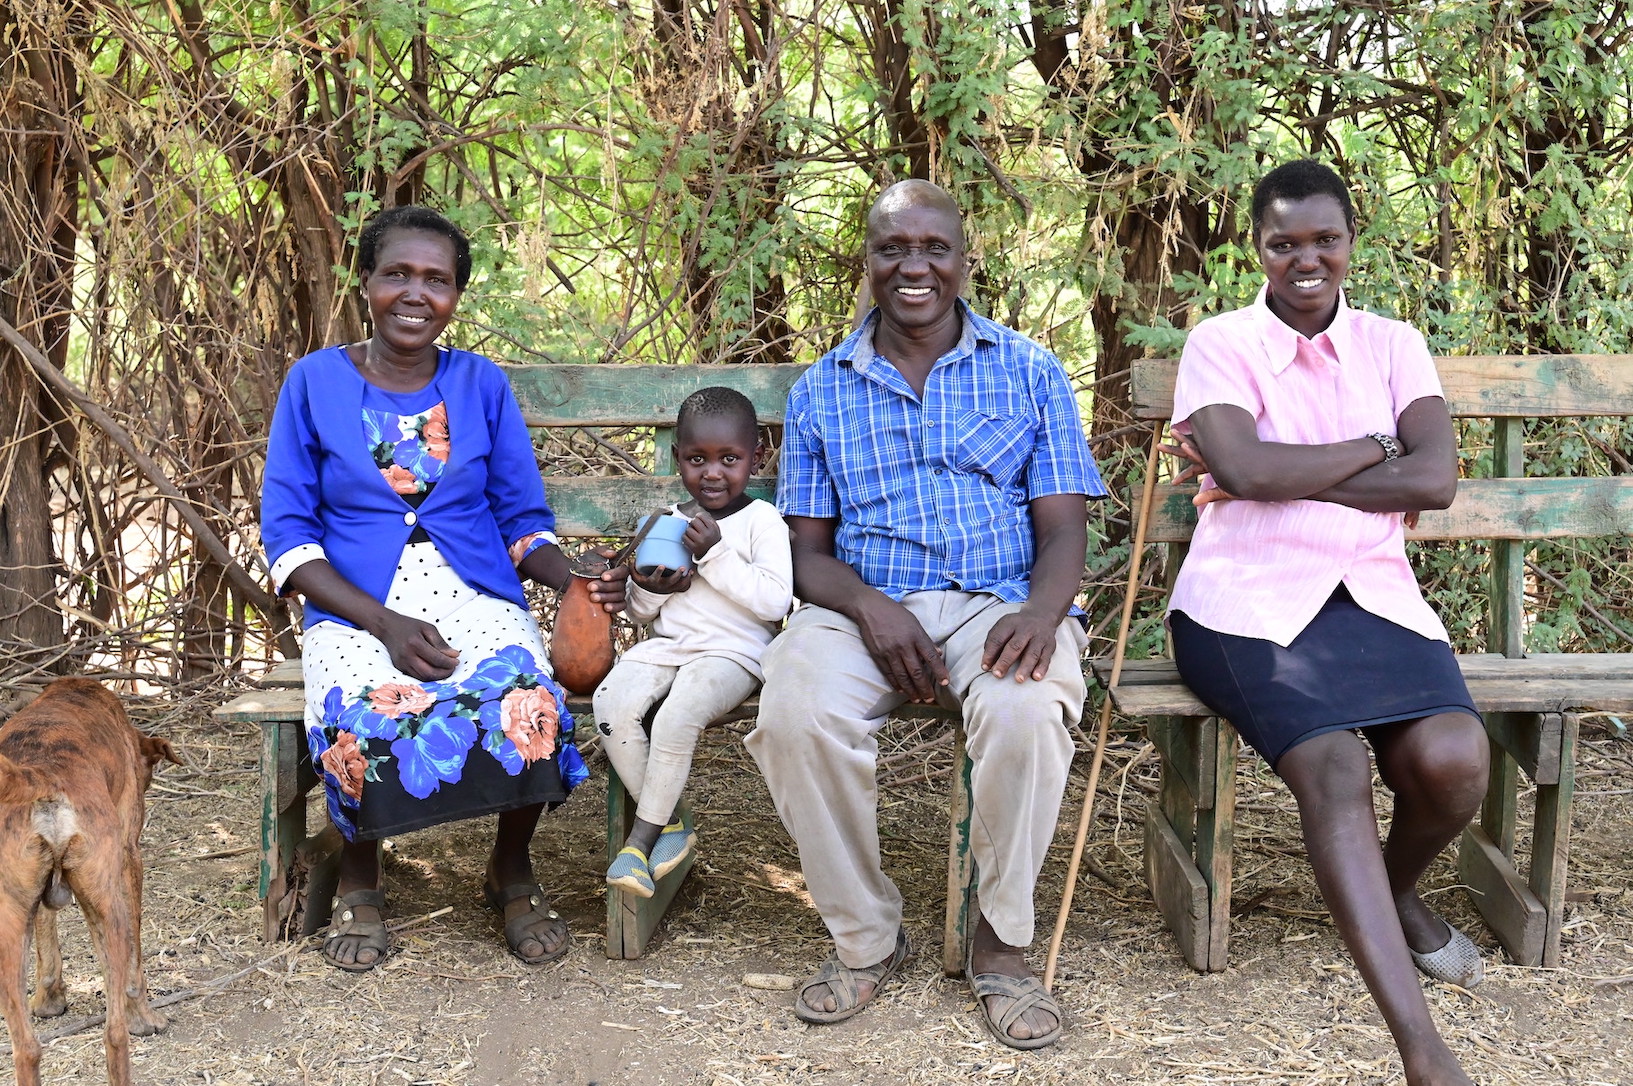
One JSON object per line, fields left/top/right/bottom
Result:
{"left": 503, "top": 363, "right": 807, "bottom": 537}
{"left": 504, "top": 363, "right": 807, "bottom": 428}
{"left": 540, "top": 477, "right": 778, "bottom": 538}
{"left": 1140, "top": 477, "right": 1633, "bottom": 543}
{"left": 1132, "top": 355, "right": 1633, "bottom": 421}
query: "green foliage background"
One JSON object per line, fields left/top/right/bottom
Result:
{"left": 0, "top": 0, "right": 1628, "bottom": 675}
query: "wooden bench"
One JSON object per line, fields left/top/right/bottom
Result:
{"left": 216, "top": 363, "right": 979, "bottom": 972}
{"left": 1095, "top": 354, "right": 1633, "bottom": 972}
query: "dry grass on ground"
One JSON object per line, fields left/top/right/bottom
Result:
{"left": 2, "top": 688, "right": 1631, "bottom": 1085}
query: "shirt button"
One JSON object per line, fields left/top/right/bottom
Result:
{"left": 934, "top": 468, "right": 944, "bottom": 475}
{"left": 403, "top": 511, "right": 418, "bottom": 526}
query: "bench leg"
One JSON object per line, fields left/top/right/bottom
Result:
{"left": 1531, "top": 713, "right": 1579, "bottom": 966}
{"left": 1144, "top": 714, "right": 1236, "bottom": 972}
{"left": 1459, "top": 711, "right": 1578, "bottom": 967}
{"left": 605, "top": 765, "right": 695, "bottom": 959}
{"left": 261, "top": 719, "right": 306, "bottom": 942}
{"left": 943, "top": 724, "right": 977, "bottom": 976}
{"left": 261, "top": 717, "right": 358, "bottom": 940}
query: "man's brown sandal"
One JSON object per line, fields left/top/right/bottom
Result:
{"left": 965, "top": 936, "right": 1063, "bottom": 1050}
{"left": 793, "top": 928, "right": 911, "bottom": 1024}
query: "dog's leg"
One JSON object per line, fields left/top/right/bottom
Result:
{"left": 120, "top": 841, "right": 165, "bottom": 1035}
{"left": 68, "top": 854, "right": 135, "bottom": 1086}
{"left": 0, "top": 904, "right": 44, "bottom": 1086}
{"left": 27, "top": 901, "right": 67, "bottom": 1018}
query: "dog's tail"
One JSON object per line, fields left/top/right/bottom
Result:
{"left": 139, "top": 732, "right": 183, "bottom": 769}
{"left": 0, "top": 750, "right": 52, "bottom": 806}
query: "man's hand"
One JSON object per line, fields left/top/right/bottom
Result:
{"left": 682, "top": 510, "right": 721, "bottom": 560}
{"left": 855, "top": 595, "right": 949, "bottom": 704}
{"left": 982, "top": 607, "right": 1060, "bottom": 682}
{"left": 371, "top": 611, "right": 460, "bottom": 681}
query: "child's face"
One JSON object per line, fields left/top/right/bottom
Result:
{"left": 674, "top": 415, "right": 759, "bottom": 515}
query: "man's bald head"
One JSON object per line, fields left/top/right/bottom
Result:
{"left": 866, "top": 180, "right": 965, "bottom": 243}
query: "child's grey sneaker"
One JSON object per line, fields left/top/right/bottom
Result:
{"left": 648, "top": 820, "right": 695, "bottom": 880}
{"left": 607, "top": 846, "right": 655, "bottom": 898}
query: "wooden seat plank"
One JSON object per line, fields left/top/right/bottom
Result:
{"left": 503, "top": 363, "right": 803, "bottom": 427}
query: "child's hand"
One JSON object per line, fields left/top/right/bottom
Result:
{"left": 632, "top": 565, "right": 693, "bottom": 594}
{"left": 683, "top": 510, "right": 721, "bottom": 560}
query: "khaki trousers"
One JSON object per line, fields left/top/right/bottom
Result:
{"left": 745, "top": 591, "right": 1085, "bottom": 968}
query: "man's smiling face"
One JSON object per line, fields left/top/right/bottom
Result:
{"left": 865, "top": 199, "right": 968, "bottom": 342}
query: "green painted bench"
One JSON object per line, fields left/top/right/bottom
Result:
{"left": 215, "top": 363, "right": 980, "bottom": 972}
{"left": 1095, "top": 354, "right": 1633, "bottom": 972}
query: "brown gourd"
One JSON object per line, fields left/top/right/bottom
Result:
{"left": 550, "top": 562, "right": 616, "bottom": 695}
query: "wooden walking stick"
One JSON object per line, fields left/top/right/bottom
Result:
{"left": 1043, "top": 422, "right": 1165, "bottom": 991}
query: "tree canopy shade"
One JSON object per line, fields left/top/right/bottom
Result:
{"left": 0, "top": 0, "right": 1628, "bottom": 681}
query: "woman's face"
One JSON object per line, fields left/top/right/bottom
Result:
{"left": 1255, "top": 194, "right": 1355, "bottom": 339}
{"left": 361, "top": 228, "right": 462, "bottom": 359}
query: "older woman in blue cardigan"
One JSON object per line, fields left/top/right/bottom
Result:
{"left": 262, "top": 206, "right": 625, "bottom": 971}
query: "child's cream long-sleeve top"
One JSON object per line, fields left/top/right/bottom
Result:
{"left": 619, "top": 498, "right": 793, "bottom": 680}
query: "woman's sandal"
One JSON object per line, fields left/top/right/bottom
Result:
{"left": 965, "top": 937, "right": 1063, "bottom": 1050}
{"left": 793, "top": 927, "right": 911, "bottom": 1024}
{"left": 322, "top": 888, "right": 389, "bottom": 973}
{"left": 483, "top": 881, "right": 571, "bottom": 965}
{"left": 1409, "top": 918, "right": 1485, "bottom": 988}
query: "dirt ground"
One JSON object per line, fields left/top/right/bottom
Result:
{"left": 3, "top": 690, "right": 1631, "bottom": 1086}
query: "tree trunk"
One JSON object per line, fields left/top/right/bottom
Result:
{"left": 0, "top": 15, "right": 78, "bottom": 669}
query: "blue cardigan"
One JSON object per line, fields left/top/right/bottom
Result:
{"left": 261, "top": 345, "right": 555, "bottom": 629}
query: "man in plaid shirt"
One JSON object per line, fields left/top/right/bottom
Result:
{"left": 746, "top": 179, "right": 1107, "bottom": 1050}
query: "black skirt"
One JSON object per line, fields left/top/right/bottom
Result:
{"left": 1169, "top": 586, "right": 1479, "bottom": 768}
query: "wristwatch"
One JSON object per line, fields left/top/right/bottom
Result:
{"left": 1368, "top": 432, "right": 1403, "bottom": 461}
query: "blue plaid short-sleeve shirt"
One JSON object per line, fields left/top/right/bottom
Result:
{"left": 779, "top": 303, "right": 1107, "bottom": 602}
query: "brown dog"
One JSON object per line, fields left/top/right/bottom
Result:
{"left": 0, "top": 678, "right": 180, "bottom": 1086}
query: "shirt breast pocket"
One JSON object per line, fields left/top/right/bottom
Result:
{"left": 952, "top": 410, "right": 1036, "bottom": 489}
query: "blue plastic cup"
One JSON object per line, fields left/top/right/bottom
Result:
{"left": 634, "top": 513, "right": 693, "bottom": 575}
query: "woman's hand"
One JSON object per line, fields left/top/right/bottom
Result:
{"left": 370, "top": 610, "right": 461, "bottom": 681}
{"left": 283, "top": 558, "right": 460, "bottom": 680}
{"left": 1161, "top": 431, "right": 1237, "bottom": 509}
{"left": 1160, "top": 432, "right": 1210, "bottom": 486}
{"left": 583, "top": 546, "right": 631, "bottom": 613}
{"left": 683, "top": 510, "right": 721, "bottom": 560}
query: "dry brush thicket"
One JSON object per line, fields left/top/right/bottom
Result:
{"left": 0, "top": 1, "right": 1628, "bottom": 694}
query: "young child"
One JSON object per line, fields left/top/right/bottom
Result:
{"left": 595, "top": 387, "right": 794, "bottom": 896}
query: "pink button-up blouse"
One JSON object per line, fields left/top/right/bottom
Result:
{"left": 1167, "top": 287, "right": 1451, "bottom": 647}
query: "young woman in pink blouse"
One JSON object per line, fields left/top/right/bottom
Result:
{"left": 1166, "top": 160, "right": 1486, "bottom": 1086}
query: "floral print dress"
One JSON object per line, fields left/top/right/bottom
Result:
{"left": 301, "top": 384, "right": 585, "bottom": 842}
